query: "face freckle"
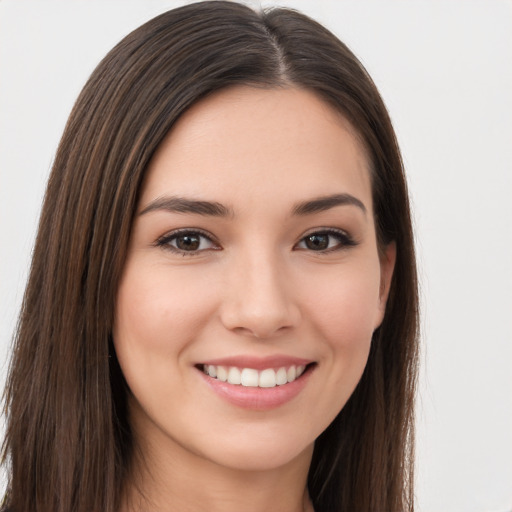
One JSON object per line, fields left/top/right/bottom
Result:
{"left": 113, "top": 86, "right": 395, "bottom": 476}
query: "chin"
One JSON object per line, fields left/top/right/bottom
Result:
{"left": 203, "top": 438, "right": 314, "bottom": 473}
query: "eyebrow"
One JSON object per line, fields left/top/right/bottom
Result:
{"left": 139, "top": 193, "right": 366, "bottom": 218}
{"left": 292, "top": 193, "right": 367, "bottom": 216}
{"left": 139, "top": 196, "right": 233, "bottom": 217}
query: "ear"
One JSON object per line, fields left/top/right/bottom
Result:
{"left": 375, "top": 241, "right": 396, "bottom": 329}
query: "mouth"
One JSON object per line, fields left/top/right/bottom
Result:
{"left": 197, "top": 363, "right": 313, "bottom": 388}
{"left": 194, "top": 356, "right": 316, "bottom": 409}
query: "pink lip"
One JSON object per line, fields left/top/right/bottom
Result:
{"left": 196, "top": 362, "right": 315, "bottom": 411}
{"left": 198, "top": 355, "right": 312, "bottom": 371}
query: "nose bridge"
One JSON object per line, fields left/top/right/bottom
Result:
{"left": 220, "top": 244, "right": 300, "bottom": 338}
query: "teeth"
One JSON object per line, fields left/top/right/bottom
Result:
{"left": 227, "top": 367, "right": 242, "bottom": 385}
{"left": 203, "top": 364, "right": 307, "bottom": 387}
{"left": 241, "top": 368, "right": 258, "bottom": 387}
{"left": 259, "top": 368, "right": 276, "bottom": 388}
{"left": 276, "top": 367, "right": 287, "bottom": 385}
{"left": 216, "top": 366, "right": 228, "bottom": 382}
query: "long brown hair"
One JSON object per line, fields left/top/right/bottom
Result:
{"left": 2, "top": 2, "right": 419, "bottom": 511}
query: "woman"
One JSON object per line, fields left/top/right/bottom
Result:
{"left": 1, "top": 2, "right": 419, "bottom": 511}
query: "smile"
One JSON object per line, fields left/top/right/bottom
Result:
{"left": 201, "top": 364, "right": 306, "bottom": 388}
{"left": 196, "top": 357, "right": 315, "bottom": 410}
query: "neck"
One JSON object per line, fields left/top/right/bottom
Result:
{"left": 121, "top": 420, "right": 314, "bottom": 512}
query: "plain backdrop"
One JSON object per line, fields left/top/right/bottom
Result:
{"left": 0, "top": 1, "right": 511, "bottom": 511}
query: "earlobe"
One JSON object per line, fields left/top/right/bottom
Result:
{"left": 375, "top": 241, "right": 396, "bottom": 328}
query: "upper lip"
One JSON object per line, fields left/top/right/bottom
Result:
{"left": 198, "top": 355, "right": 313, "bottom": 371}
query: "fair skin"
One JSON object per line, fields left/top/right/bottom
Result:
{"left": 113, "top": 86, "right": 395, "bottom": 512}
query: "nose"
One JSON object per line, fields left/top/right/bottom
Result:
{"left": 219, "top": 250, "right": 301, "bottom": 339}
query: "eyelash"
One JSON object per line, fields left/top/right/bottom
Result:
{"left": 295, "top": 228, "right": 357, "bottom": 253}
{"left": 156, "top": 228, "right": 357, "bottom": 256}
{"left": 156, "top": 228, "right": 220, "bottom": 255}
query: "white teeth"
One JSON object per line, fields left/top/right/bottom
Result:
{"left": 241, "top": 368, "right": 259, "bottom": 387}
{"left": 287, "top": 366, "right": 297, "bottom": 382}
{"left": 276, "top": 367, "right": 287, "bottom": 385}
{"left": 227, "top": 367, "right": 241, "bottom": 385}
{"left": 259, "top": 368, "right": 276, "bottom": 388}
{"left": 203, "top": 364, "right": 308, "bottom": 387}
{"left": 216, "top": 365, "right": 228, "bottom": 382}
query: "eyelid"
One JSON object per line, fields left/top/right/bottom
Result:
{"left": 300, "top": 226, "right": 351, "bottom": 238}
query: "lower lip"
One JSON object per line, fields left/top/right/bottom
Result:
{"left": 198, "top": 366, "right": 314, "bottom": 411}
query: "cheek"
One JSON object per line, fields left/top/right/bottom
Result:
{"left": 285, "top": 260, "right": 381, "bottom": 437}
{"left": 309, "top": 261, "right": 381, "bottom": 343}
{"left": 111, "top": 263, "right": 221, "bottom": 437}
{"left": 302, "top": 258, "right": 381, "bottom": 387}
{"left": 114, "top": 264, "right": 212, "bottom": 350}
{"left": 111, "top": 263, "right": 219, "bottom": 400}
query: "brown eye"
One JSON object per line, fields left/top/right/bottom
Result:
{"left": 296, "top": 229, "right": 356, "bottom": 252}
{"left": 157, "top": 230, "right": 218, "bottom": 254}
{"left": 175, "top": 234, "right": 201, "bottom": 251}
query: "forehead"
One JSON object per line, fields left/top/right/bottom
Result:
{"left": 141, "top": 86, "right": 372, "bottom": 215}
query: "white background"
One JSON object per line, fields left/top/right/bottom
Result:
{"left": 0, "top": 1, "right": 511, "bottom": 511}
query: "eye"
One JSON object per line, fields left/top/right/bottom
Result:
{"left": 156, "top": 229, "right": 219, "bottom": 255}
{"left": 295, "top": 229, "right": 356, "bottom": 252}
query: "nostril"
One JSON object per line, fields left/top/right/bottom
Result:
{"left": 230, "top": 324, "right": 293, "bottom": 340}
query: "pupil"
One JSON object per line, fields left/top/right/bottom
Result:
{"left": 306, "top": 234, "right": 328, "bottom": 250}
{"left": 177, "top": 234, "right": 200, "bottom": 251}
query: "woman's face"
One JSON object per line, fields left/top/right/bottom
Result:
{"left": 113, "top": 86, "right": 395, "bottom": 473}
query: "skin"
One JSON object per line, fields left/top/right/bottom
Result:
{"left": 113, "top": 86, "right": 395, "bottom": 512}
